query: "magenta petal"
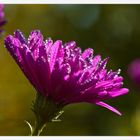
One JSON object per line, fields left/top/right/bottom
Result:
{"left": 92, "top": 55, "right": 101, "bottom": 67}
{"left": 49, "top": 40, "right": 62, "bottom": 73}
{"left": 45, "top": 38, "right": 53, "bottom": 53}
{"left": 95, "top": 57, "right": 109, "bottom": 74}
{"left": 113, "top": 76, "right": 123, "bottom": 83}
{"left": 4, "top": 35, "right": 22, "bottom": 63}
{"left": 109, "top": 88, "right": 129, "bottom": 97}
{"left": 14, "top": 30, "right": 27, "bottom": 44}
{"left": 82, "top": 48, "right": 93, "bottom": 59}
{"left": 28, "top": 30, "right": 44, "bottom": 51}
{"left": 19, "top": 48, "right": 44, "bottom": 92}
{"left": 64, "top": 41, "right": 76, "bottom": 49}
{"left": 96, "top": 101, "right": 122, "bottom": 116}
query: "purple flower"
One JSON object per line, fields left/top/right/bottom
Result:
{"left": 0, "top": 4, "right": 6, "bottom": 34}
{"left": 5, "top": 30, "right": 129, "bottom": 116}
{"left": 128, "top": 59, "right": 140, "bottom": 85}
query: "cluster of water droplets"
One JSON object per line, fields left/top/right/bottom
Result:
{"left": 9, "top": 30, "right": 124, "bottom": 94}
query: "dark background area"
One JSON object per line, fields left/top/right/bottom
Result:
{"left": 0, "top": 4, "right": 139, "bottom": 135}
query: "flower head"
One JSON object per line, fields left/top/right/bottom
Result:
{"left": 128, "top": 59, "right": 140, "bottom": 85}
{"left": 0, "top": 4, "right": 6, "bottom": 35}
{"left": 5, "top": 30, "right": 129, "bottom": 116}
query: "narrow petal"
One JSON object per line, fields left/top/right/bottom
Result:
{"left": 22, "top": 49, "right": 45, "bottom": 93}
{"left": 109, "top": 88, "right": 129, "bottom": 97}
{"left": 35, "top": 55, "right": 51, "bottom": 95}
{"left": 28, "top": 30, "right": 44, "bottom": 51}
{"left": 49, "top": 40, "right": 62, "bottom": 73}
{"left": 96, "top": 101, "right": 122, "bottom": 116}
{"left": 14, "top": 30, "right": 27, "bottom": 44}
{"left": 5, "top": 35, "right": 22, "bottom": 63}
{"left": 82, "top": 48, "right": 93, "bottom": 59}
{"left": 45, "top": 38, "right": 53, "bottom": 53}
{"left": 92, "top": 55, "right": 101, "bottom": 67}
{"left": 113, "top": 76, "right": 123, "bottom": 83}
{"left": 64, "top": 41, "right": 76, "bottom": 49}
{"left": 95, "top": 57, "right": 109, "bottom": 74}
{"left": 95, "top": 80, "right": 112, "bottom": 89}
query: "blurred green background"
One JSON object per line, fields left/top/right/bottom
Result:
{"left": 0, "top": 4, "right": 140, "bottom": 136}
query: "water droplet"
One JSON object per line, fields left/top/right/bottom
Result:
{"left": 117, "top": 69, "right": 121, "bottom": 74}
{"left": 41, "top": 56, "right": 46, "bottom": 62}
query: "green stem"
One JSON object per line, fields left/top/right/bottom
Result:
{"left": 31, "top": 93, "right": 64, "bottom": 136}
{"left": 31, "top": 121, "right": 46, "bottom": 136}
